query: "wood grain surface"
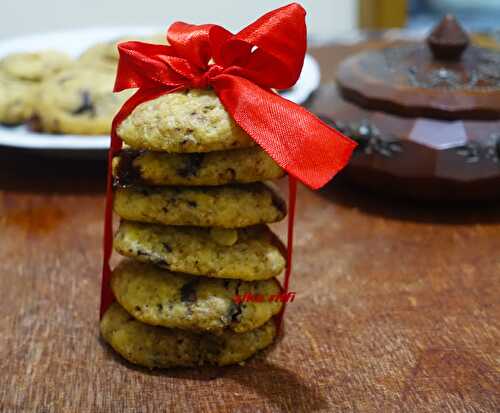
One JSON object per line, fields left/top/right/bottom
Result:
{"left": 1, "top": 43, "right": 499, "bottom": 413}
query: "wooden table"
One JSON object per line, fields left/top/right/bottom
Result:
{"left": 1, "top": 43, "right": 499, "bottom": 413}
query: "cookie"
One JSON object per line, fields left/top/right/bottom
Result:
{"left": 0, "top": 51, "right": 72, "bottom": 125}
{"left": 113, "top": 182, "right": 286, "bottom": 228}
{"left": 100, "top": 302, "right": 277, "bottom": 368}
{"left": 78, "top": 41, "right": 118, "bottom": 71}
{"left": 33, "top": 68, "right": 133, "bottom": 135}
{"left": 111, "top": 259, "right": 283, "bottom": 333}
{"left": 117, "top": 89, "right": 255, "bottom": 153}
{"left": 112, "top": 147, "right": 285, "bottom": 187}
{"left": 0, "top": 71, "right": 35, "bottom": 125}
{"left": 79, "top": 34, "right": 165, "bottom": 71}
{"left": 1, "top": 50, "right": 72, "bottom": 81}
{"left": 114, "top": 221, "right": 286, "bottom": 280}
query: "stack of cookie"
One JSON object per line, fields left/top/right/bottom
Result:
{"left": 100, "top": 89, "right": 288, "bottom": 368}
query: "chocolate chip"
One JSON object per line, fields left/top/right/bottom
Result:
{"left": 229, "top": 280, "right": 243, "bottom": 322}
{"left": 162, "top": 243, "right": 172, "bottom": 253}
{"left": 157, "top": 304, "right": 163, "bottom": 312}
{"left": 72, "top": 90, "right": 95, "bottom": 116}
{"left": 27, "top": 114, "right": 42, "bottom": 132}
{"left": 226, "top": 168, "right": 236, "bottom": 181}
{"left": 113, "top": 149, "right": 144, "bottom": 188}
{"left": 228, "top": 301, "right": 242, "bottom": 322}
{"left": 177, "top": 154, "right": 204, "bottom": 178}
{"left": 180, "top": 279, "right": 198, "bottom": 303}
{"left": 186, "top": 200, "right": 197, "bottom": 208}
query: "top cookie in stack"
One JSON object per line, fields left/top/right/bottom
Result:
{"left": 101, "top": 88, "right": 288, "bottom": 368}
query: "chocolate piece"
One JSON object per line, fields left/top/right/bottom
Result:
{"left": 228, "top": 301, "right": 242, "bottom": 322}
{"left": 229, "top": 280, "right": 243, "bottom": 322}
{"left": 176, "top": 154, "right": 205, "bottom": 178}
{"left": 73, "top": 91, "right": 95, "bottom": 116}
{"left": 113, "top": 149, "right": 143, "bottom": 187}
{"left": 226, "top": 168, "right": 236, "bottom": 181}
{"left": 26, "top": 114, "right": 42, "bottom": 132}
{"left": 180, "top": 280, "right": 198, "bottom": 303}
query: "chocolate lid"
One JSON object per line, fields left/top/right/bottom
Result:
{"left": 336, "top": 15, "right": 500, "bottom": 120}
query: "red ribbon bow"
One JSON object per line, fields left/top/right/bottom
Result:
{"left": 100, "top": 3, "right": 356, "bottom": 320}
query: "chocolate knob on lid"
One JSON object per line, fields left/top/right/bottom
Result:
{"left": 427, "top": 15, "right": 470, "bottom": 61}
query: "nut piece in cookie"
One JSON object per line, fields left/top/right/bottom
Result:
{"left": 113, "top": 183, "right": 287, "bottom": 228}
{"left": 114, "top": 221, "right": 286, "bottom": 280}
{"left": 100, "top": 302, "right": 277, "bottom": 368}
{"left": 112, "top": 147, "right": 285, "bottom": 187}
{"left": 111, "top": 259, "right": 283, "bottom": 332}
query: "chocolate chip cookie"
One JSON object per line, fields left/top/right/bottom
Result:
{"left": 33, "top": 68, "right": 133, "bottom": 135}
{"left": 114, "top": 221, "right": 286, "bottom": 280}
{"left": 112, "top": 147, "right": 284, "bottom": 187}
{"left": 79, "top": 34, "right": 166, "bottom": 72}
{"left": 1, "top": 50, "right": 72, "bottom": 81}
{"left": 0, "top": 50, "right": 72, "bottom": 125}
{"left": 113, "top": 182, "right": 286, "bottom": 228}
{"left": 117, "top": 89, "right": 255, "bottom": 152}
{"left": 111, "top": 259, "right": 283, "bottom": 333}
{"left": 101, "top": 302, "right": 277, "bottom": 368}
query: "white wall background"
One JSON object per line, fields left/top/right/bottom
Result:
{"left": 0, "top": 0, "right": 357, "bottom": 43}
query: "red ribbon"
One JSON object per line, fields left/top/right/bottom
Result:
{"left": 100, "top": 3, "right": 356, "bottom": 321}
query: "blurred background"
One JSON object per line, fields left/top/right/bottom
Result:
{"left": 2, "top": 0, "right": 500, "bottom": 174}
{"left": 2, "top": 0, "right": 500, "bottom": 42}
{"left": 0, "top": 0, "right": 357, "bottom": 44}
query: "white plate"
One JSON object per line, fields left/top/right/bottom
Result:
{"left": 0, "top": 28, "right": 320, "bottom": 158}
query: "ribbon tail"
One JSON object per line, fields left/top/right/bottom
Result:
{"left": 100, "top": 140, "right": 118, "bottom": 319}
{"left": 275, "top": 175, "right": 297, "bottom": 334}
{"left": 212, "top": 74, "right": 357, "bottom": 189}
